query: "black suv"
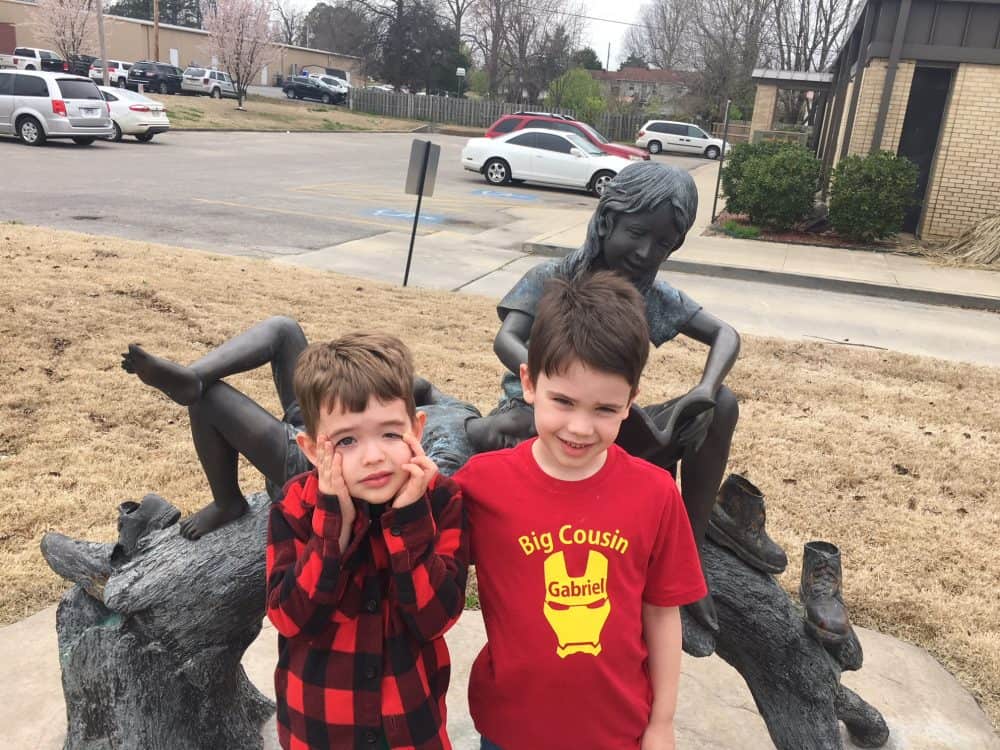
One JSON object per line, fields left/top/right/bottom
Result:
{"left": 281, "top": 76, "right": 345, "bottom": 105}
{"left": 68, "top": 54, "right": 98, "bottom": 77}
{"left": 127, "top": 61, "right": 183, "bottom": 94}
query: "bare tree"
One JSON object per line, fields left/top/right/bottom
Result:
{"left": 33, "top": 0, "right": 98, "bottom": 64}
{"left": 468, "top": 0, "right": 515, "bottom": 96}
{"left": 772, "top": 0, "right": 855, "bottom": 122}
{"left": 623, "top": 0, "right": 696, "bottom": 71}
{"left": 273, "top": 0, "right": 306, "bottom": 46}
{"left": 201, "top": 0, "right": 277, "bottom": 108}
{"left": 441, "top": 0, "right": 476, "bottom": 42}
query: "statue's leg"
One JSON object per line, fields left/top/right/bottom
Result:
{"left": 179, "top": 381, "right": 291, "bottom": 540}
{"left": 123, "top": 316, "right": 308, "bottom": 410}
{"left": 678, "top": 385, "right": 739, "bottom": 546}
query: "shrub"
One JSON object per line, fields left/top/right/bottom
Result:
{"left": 721, "top": 220, "right": 760, "bottom": 239}
{"left": 829, "top": 152, "right": 918, "bottom": 241}
{"left": 734, "top": 145, "right": 822, "bottom": 230}
{"left": 721, "top": 140, "right": 793, "bottom": 216}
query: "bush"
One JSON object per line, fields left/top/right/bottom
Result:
{"left": 829, "top": 152, "right": 918, "bottom": 241}
{"left": 729, "top": 145, "right": 821, "bottom": 230}
{"left": 721, "top": 141, "right": 793, "bottom": 215}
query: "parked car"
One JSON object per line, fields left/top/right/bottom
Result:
{"left": 282, "top": 76, "right": 344, "bottom": 104}
{"left": 10, "top": 47, "right": 69, "bottom": 72}
{"left": 635, "top": 119, "right": 731, "bottom": 159}
{"left": 312, "top": 74, "right": 350, "bottom": 97}
{"left": 68, "top": 54, "right": 98, "bottom": 77}
{"left": 0, "top": 70, "right": 113, "bottom": 145}
{"left": 98, "top": 85, "right": 169, "bottom": 142}
{"left": 181, "top": 67, "right": 237, "bottom": 99}
{"left": 365, "top": 83, "right": 394, "bottom": 92}
{"left": 485, "top": 111, "right": 649, "bottom": 161}
{"left": 461, "top": 128, "right": 632, "bottom": 197}
{"left": 0, "top": 53, "right": 15, "bottom": 70}
{"left": 89, "top": 59, "right": 132, "bottom": 87}
{"left": 127, "top": 61, "right": 183, "bottom": 94}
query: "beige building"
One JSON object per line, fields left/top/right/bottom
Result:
{"left": 590, "top": 67, "right": 694, "bottom": 110}
{"left": 0, "top": 0, "right": 362, "bottom": 85}
{"left": 749, "top": 0, "right": 1000, "bottom": 239}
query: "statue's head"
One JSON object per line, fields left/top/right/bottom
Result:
{"left": 572, "top": 162, "right": 698, "bottom": 288}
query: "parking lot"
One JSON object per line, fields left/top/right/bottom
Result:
{"left": 0, "top": 131, "right": 707, "bottom": 258}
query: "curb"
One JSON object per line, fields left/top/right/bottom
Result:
{"left": 521, "top": 242, "right": 1000, "bottom": 313}
{"left": 168, "top": 128, "right": 424, "bottom": 134}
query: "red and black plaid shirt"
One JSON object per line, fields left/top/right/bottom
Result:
{"left": 266, "top": 470, "right": 468, "bottom": 750}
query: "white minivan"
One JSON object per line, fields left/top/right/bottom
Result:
{"left": 636, "top": 120, "right": 731, "bottom": 159}
{"left": 0, "top": 70, "right": 114, "bottom": 145}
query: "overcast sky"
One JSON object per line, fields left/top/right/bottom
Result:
{"left": 575, "top": 0, "right": 646, "bottom": 70}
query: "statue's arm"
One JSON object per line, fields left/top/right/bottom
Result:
{"left": 677, "top": 309, "right": 741, "bottom": 395}
{"left": 493, "top": 310, "right": 534, "bottom": 375}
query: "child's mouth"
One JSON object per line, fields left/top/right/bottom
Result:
{"left": 361, "top": 471, "right": 394, "bottom": 487}
{"left": 559, "top": 437, "right": 592, "bottom": 455}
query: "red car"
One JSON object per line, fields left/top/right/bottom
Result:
{"left": 485, "top": 112, "right": 650, "bottom": 161}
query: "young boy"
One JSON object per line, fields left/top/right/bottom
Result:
{"left": 455, "top": 271, "right": 706, "bottom": 750}
{"left": 265, "top": 333, "right": 469, "bottom": 750}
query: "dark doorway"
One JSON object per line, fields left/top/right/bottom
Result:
{"left": 897, "top": 67, "right": 953, "bottom": 233}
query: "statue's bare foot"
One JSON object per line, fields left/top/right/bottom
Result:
{"left": 179, "top": 499, "right": 248, "bottom": 540}
{"left": 121, "top": 344, "right": 203, "bottom": 406}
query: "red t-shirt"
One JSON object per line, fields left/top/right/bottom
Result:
{"left": 455, "top": 439, "right": 706, "bottom": 750}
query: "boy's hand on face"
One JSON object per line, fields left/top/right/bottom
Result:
{"left": 393, "top": 431, "right": 438, "bottom": 508}
{"left": 317, "top": 435, "right": 356, "bottom": 528}
{"left": 640, "top": 719, "right": 675, "bottom": 750}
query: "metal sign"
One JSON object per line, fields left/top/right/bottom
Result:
{"left": 402, "top": 139, "right": 442, "bottom": 286}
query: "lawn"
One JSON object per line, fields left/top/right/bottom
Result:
{"left": 1, "top": 223, "right": 997, "bottom": 729}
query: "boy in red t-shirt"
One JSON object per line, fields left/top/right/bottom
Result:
{"left": 455, "top": 271, "right": 706, "bottom": 750}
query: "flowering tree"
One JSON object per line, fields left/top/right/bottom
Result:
{"left": 200, "top": 0, "right": 276, "bottom": 108}
{"left": 33, "top": 0, "right": 98, "bottom": 64}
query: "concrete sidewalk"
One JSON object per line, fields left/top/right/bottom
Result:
{"left": 2, "top": 600, "right": 998, "bottom": 749}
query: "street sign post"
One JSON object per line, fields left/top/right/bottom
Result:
{"left": 402, "top": 139, "right": 441, "bottom": 287}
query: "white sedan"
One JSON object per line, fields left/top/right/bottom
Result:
{"left": 98, "top": 86, "right": 170, "bottom": 142}
{"left": 461, "top": 128, "right": 633, "bottom": 197}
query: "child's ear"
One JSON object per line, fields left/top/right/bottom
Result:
{"left": 519, "top": 363, "right": 536, "bottom": 404}
{"left": 412, "top": 410, "right": 427, "bottom": 441}
{"left": 296, "top": 431, "right": 320, "bottom": 468}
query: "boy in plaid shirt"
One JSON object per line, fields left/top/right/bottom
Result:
{"left": 266, "top": 333, "right": 469, "bottom": 750}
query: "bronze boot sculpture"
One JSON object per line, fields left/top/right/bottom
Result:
{"left": 707, "top": 474, "right": 788, "bottom": 575}
{"left": 799, "top": 541, "right": 851, "bottom": 644}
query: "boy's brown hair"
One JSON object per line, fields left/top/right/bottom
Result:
{"left": 293, "top": 332, "right": 417, "bottom": 437}
{"left": 527, "top": 270, "right": 649, "bottom": 396}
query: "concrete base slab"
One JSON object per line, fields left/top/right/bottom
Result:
{"left": 2, "top": 603, "right": 996, "bottom": 749}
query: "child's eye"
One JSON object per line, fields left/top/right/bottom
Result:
{"left": 384, "top": 432, "right": 403, "bottom": 440}
{"left": 597, "top": 406, "right": 618, "bottom": 414}
{"left": 553, "top": 397, "right": 573, "bottom": 406}
{"left": 335, "top": 436, "right": 357, "bottom": 448}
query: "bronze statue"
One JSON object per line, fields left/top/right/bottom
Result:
{"left": 489, "top": 161, "right": 743, "bottom": 632}
{"left": 122, "top": 316, "right": 527, "bottom": 539}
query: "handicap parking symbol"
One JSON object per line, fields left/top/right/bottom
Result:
{"left": 369, "top": 208, "right": 445, "bottom": 224}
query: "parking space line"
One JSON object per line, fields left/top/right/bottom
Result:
{"left": 192, "top": 199, "right": 436, "bottom": 234}
{"left": 290, "top": 186, "right": 533, "bottom": 209}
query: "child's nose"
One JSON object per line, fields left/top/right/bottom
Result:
{"left": 361, "top": 440, "right": 385, "bottom": 463}
{"left": 566, "top": 412, "right": 593, "bottom": 436}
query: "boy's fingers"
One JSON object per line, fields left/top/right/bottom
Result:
{"left": 403, "top": 431, "right": 425, "bottom": 457}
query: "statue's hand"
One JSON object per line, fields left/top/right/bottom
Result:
{"left": 669, "top": 384, "right": 716, "bottom": 454}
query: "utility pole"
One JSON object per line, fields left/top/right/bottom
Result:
{"left": 96, "top": 0, "right": 108, "bottom": 86}
{"left": 153, "top": 0, "right": 160, "bottom": 61}
{"left": 606, "top": 42, "right": 610, "bottom": 71}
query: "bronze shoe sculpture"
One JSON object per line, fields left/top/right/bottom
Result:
{"left": 707, "top": 474, "right": 788, "bottom": 575}
{"left": 114, "top": 493, "right": 181, "bottom": 562}
{"left": 799, "top": 541, "right": 851, "bottom": 644}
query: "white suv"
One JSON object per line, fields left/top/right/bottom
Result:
{"left": 89, "top": 59, "right": 132, "bottom": 87}
{"left": 181, "top": 67, "right": 236, "bottom": 98}
{"left": 636, "top": 120, "right": 731, "bottom": 159}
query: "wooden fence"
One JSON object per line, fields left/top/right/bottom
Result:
{"left": 711, "top": 120, "right": 751, "bottom": 144}
{"left": 348, "top": 89, "right": 658, "bottom": 144}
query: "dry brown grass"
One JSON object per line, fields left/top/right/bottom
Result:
{"left": 1, "top": 223, "right": 998, "bottom": 728}
{"left": 144, "top": 93, "right": 423, "bottom": 132}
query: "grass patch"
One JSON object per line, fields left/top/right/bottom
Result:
{"left": 149, "top": 92, "right": 422, "bottom": 132}
{"left": 722, "top": 219, "right": 761, "bottom": 239}
{"left": 0, "top": 224, "right": 997, "bottom": 729}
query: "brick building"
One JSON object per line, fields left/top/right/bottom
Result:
{"left": 589, "top": 67, "right": 694, "bottom": 110}
{"left": 749, "top": 0, "right": 1000, "bottom": 239}
{"left": 0, "top": 0, "right": 362, "bottom": 86}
